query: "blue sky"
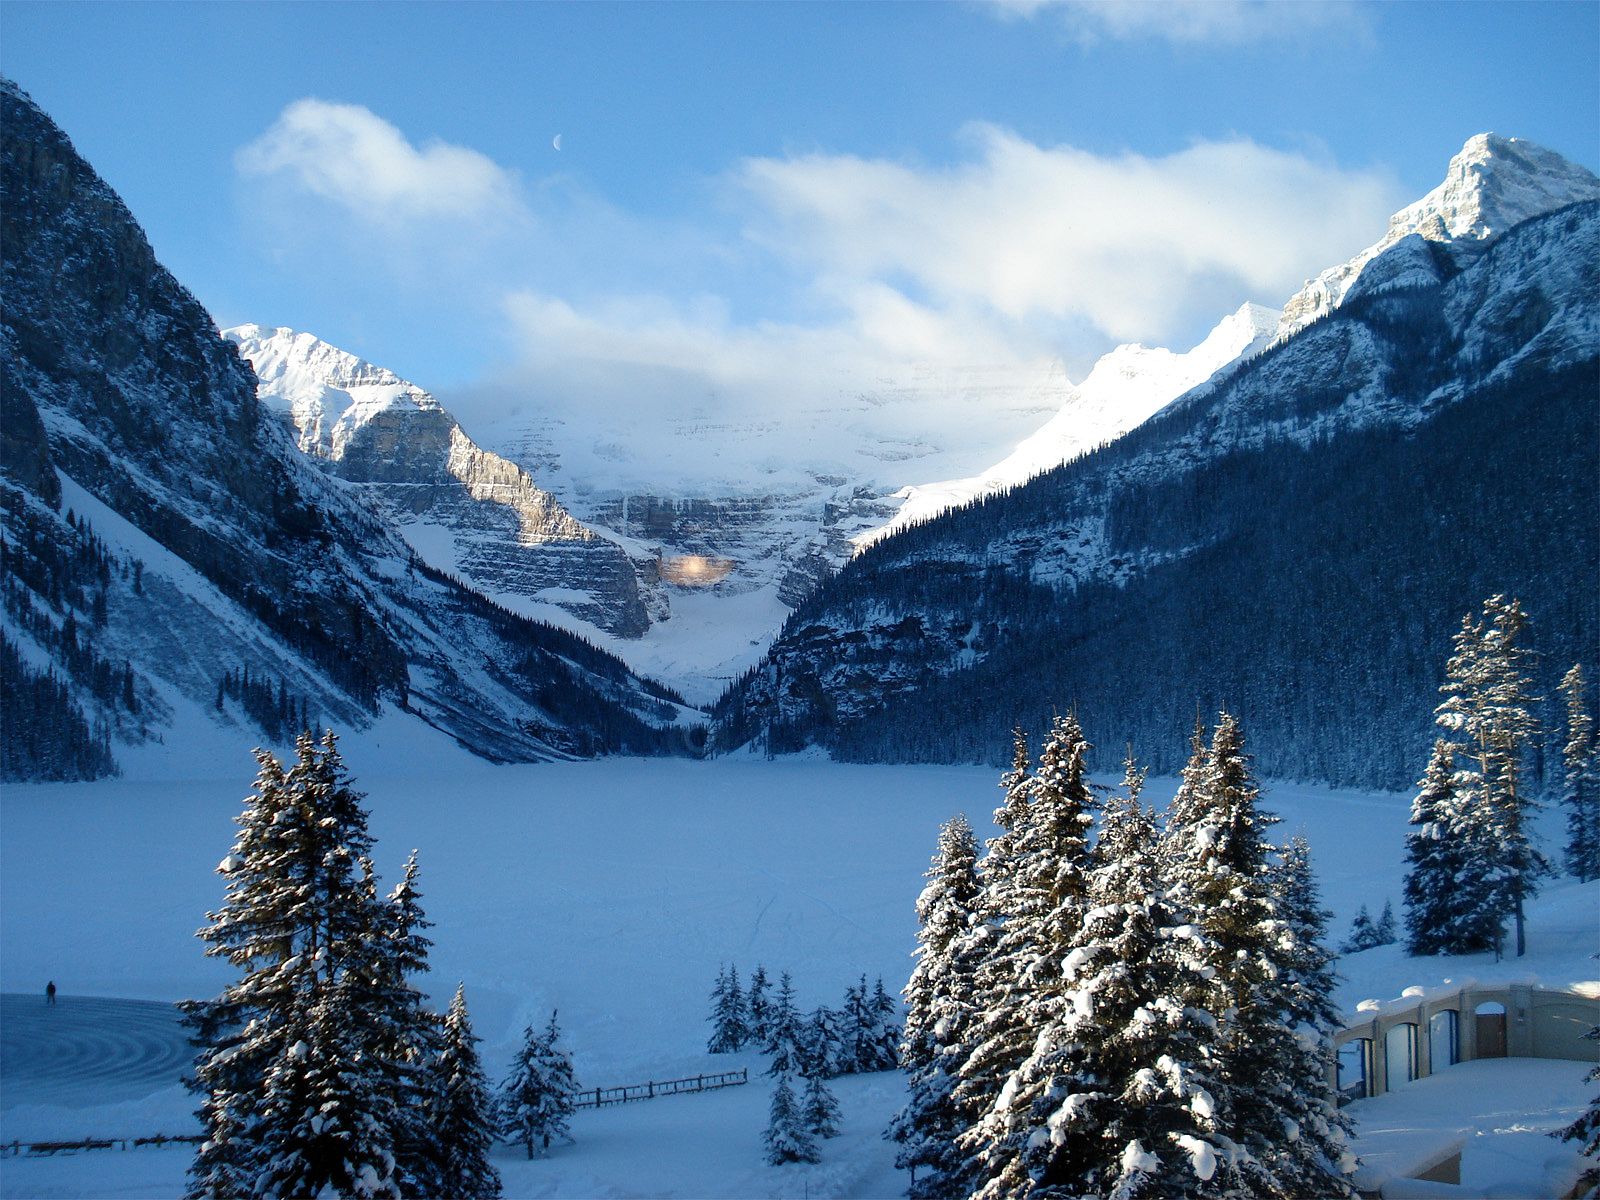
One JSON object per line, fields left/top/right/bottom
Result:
{"left": 5, "top": 0, "right": 1597, "bottom": 410}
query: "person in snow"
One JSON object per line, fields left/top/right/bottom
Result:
{"left": 46, "top": 981, "right": 56, "bottom": 1006}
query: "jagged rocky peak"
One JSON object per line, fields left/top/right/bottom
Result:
{"left": 223, "top": 324, "right": 445, "bottom": 464}
{"left": 223, "top": 325, "right": 660, "bottom": 638}
{"left": 1279, "top": 133, "right": 1600, "bottom": 338}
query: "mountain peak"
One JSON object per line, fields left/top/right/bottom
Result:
{"left": 1278, "top": 134, "right": 1599, "bottom": 339}
{"left": 1392, "top": 132, "right": 1600, "bottom": 245}
{"left": 221, "top": 324, "right": 441, "bottom": 459}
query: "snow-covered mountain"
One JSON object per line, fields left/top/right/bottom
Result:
{"left": 1277, "top": 133, "right": 1600, "bottom": 339}
{"left": 455, "top": 360, "right": 1070, "bottom": 701}
{"left": 713, "top": 137, "right": 1600, "bottom": 789}
{"left": 861, "top": 302, "right": 1280, "bottom": 546}
{"left": 222, "top": 325, "right": 661, "bottom": 638}
{"left": 0, "top": 79, "right": 694, "bottom": 779}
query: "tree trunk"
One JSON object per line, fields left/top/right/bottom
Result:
{"left": 1514, "top": 886, "right": 1527, "bottom": 957}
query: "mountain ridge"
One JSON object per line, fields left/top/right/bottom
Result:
{"left": 0, "top": 77, "right": 695, "bottom": 779}
{"left": 711, "top": 182, "right": 1600, "bottom": 788}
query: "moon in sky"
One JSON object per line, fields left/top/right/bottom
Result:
{"left": 553, "top": 134, "right": 562, "bottom": 151}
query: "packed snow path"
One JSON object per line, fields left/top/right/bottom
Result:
{"left": 0, "top": 994, "right": 189, "bottom": 1109}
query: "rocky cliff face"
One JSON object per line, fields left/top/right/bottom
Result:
{"left": 224, "top": 326, "right": 658, "bottom": 637}
{"left": 713, "top": 147, "right": 1600, "bottom": 788}
{"left": 0, "top": 79, "right": 692, "bottom": 778}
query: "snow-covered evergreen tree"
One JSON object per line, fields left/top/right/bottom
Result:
{"left": 1000, "top": 754, "right": 1227, "bottom": 1199}
{"left": 764, "top": 1069, "right": 820, "bottom": 1165}
{"left": 801, "top": 1067, "right": 842, "bottom": 1140}
{"left": 943, "top": 728, "right": 1037, "bottom": 1197}
{"left": 1341, "top": 905, "right": 1379, "bottom": 954}
{"left": 1373, "top": 899, "right": 1396, "bottom": 946}
{"left": 1436, "top": 595, "right": 1548, "bottom": 957}
{"left": 1557, "top": 1026, "right": 1599, "bottom": 1196}
{"left": 841, "top": 975, "right": 901, "bottom": 1073}
{"left": 184, "top": 732, "right": 405, "bottom": 1200}
{"left": 252, "top": 973, "right": 403, "bottom": 1200}
{"left": 1267, "top": 835, "right": 1357, "bottom": 1199}
{"left": 183, "top": 748, "right": 295, "bottom": 1198}
{"left": 802, "top": 1005, "right": 844, "bottom": 1079}
{"left": 1340, "top": 901, "right": 1396, "bottom": 953}
{"left": 432, "top": 985, "right": 503, "bottom": 1200}
{"left": 957, "top": 713, "right": 1096, "bottom": 1199}
{"left": 888, "top": 813, "right": 982, "bottom": 1198}
{"left": 499, "top": 1012, "right": 577, "bottom": 1160}
{"left": 747, "top": 965, "right": 773, "bottom": 1047}
{"left": 764, "top": 971, "right": 806, "bottom": 1075}
{"left": 707, "top": 964, "right": 749, "bottom": 1053}
{"left": 1162, "top": 712, "right": 1356, "bottom": 1197}
{"left": 1560, "top": 665, "right": 1600, "bottom": 882}
{"left": 366, "top": 851, "right": 447, "bottom": 1197}
{"left": 1403, "top": 739, "right": 1491, "bottom": 955}
{"left": 869, "top": 978, "right": 902, "bottom": 1070}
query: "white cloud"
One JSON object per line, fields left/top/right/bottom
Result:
{"left": 735, "top": 126, "right": 1401, "bottom": 345}
{"left": 237, "top": 98, "right": 524, "bottom": 223}
{"left": 987, "top": 0, "right": 1369, "bottom": 45}
{"left": 235, "top": 101, "right": 1409, "bottom": 492}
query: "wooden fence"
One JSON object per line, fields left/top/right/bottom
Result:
{"left": 0, "top": 1069, "right": 750, "bottom": 1157}
{"left": 571, "top": 1067, "right": 749, "bottom": 1109}
{"left": 1, "top": 1133, "right": 202, "bottom": 1157}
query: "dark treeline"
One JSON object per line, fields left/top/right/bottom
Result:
{"left": 214, "top": 664, "right": 315, "bottom": 742}
{"left": 0, "top": 630, "right": 116, "bottom": 780}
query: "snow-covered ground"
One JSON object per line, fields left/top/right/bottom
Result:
{"left": 1346, "top": 1057, "right": 1593, "bottom": 1197}
{"left": 1, "top": 758, "right": 1594, "bottom": 1198}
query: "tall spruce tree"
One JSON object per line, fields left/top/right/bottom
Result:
{"left": 1007, "top": 753, "right": 1228, "bottom": 1199}
{"left": 432, "top": 985, "right": 503, "bottom": 1200}
{"left": 888, "top": 813, "right": 982, "bottom": 1199}
{"left": 367, "top": 851, "right": 447, "bottom": 1197}
{"left": 944, "top": 728, "right": 1036, "bottom": 1197}
{"left": 1267, "top": 836, "right": 1356, "bottom": 1199}
{"left": 500, "top": 1012, "right": 577, "bottom": 1159}
{"left": 957, "top": 713, "right": 1095, "bottom": 1200}
{"left": 707, "top": 964, "right": 749, "bottom": 1053}
{"left": 1403, "top": 739, "right": 1492, "bottom": 954}
{"left": 747, "top": 965, "right": 774, "bottom": 1047}
{"left": 184, "top": 732, "right": 406, "bottom": 1200}
{"left": 1161, "top": 713, "right": 1325, "bottom": 1197}
{"left": 1436, "top": 596, "right": 1547, "bottom": 957}
{"left": 1560, "top": 665, "right": 1600, "bottom": 882}
{"left": 1373, "top": 900, "right": 1397, "bottom": 947}
{"left": 764, "top": 972, "right": 806, "bottom": 1075}
{"left": 802, "top": 1005, "right": 844, "bottom": 1079}
{"left": 869, "top": 978, "right": 902, "bottom": 1070}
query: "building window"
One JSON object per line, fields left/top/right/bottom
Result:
{"left": 1428, "top": 1009, "right": 1459, "bottom": 1070}
{"left": 1384, "top": 1023, "right": 1419, "bottom": 1090}
{"left": 1338, "top": 1038, "right": 1373, "bottom": 1105}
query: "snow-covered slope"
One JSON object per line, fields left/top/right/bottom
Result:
{"left": 1277, "top": 133, "right": 1600, "bottom": 339}
{"left": 862, "top": 303, "right": 1279, "bottom": 546}
{"left": 222, "top": 325, "right": 661, "bottom": 638}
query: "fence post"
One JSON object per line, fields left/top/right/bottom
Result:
{"left": 647, "top": 1081, "right": 654, "bottom": 1099}
{"left": 594, "top": 1087, "right": 602, "bottom": 1108}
